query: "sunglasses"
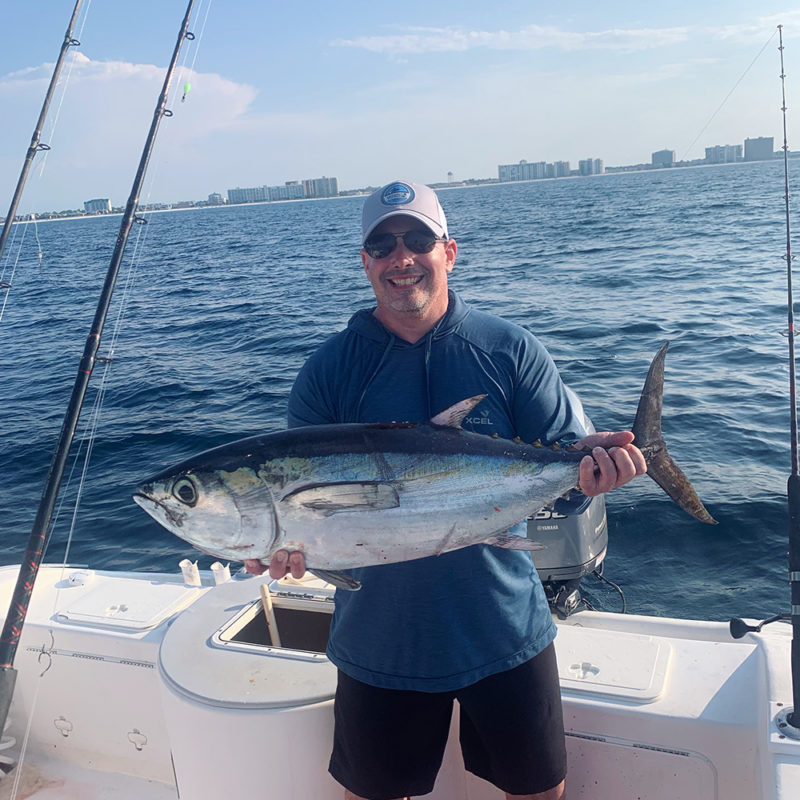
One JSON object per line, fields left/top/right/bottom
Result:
{"left": 363, "top": 230, "right": 447, "bottom": 259}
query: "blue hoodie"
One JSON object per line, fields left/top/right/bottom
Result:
{"left": 288, "top": 291, "right": 588, "bottom": 691}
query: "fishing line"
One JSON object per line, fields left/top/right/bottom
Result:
{"left": 0, "top": 0, "right": 93, "bottom": 321}
{"left": 183, "top": 0, "right": 213, "bottom": 78}
{"left": 32, "top": 217, "right": 43, "bottom": 269}
{"left": 0, "top": 224, "right": 29, "bottom": 324}
{"left": 678, "top": 27, "right": 779, "bottom": 163}
{"left": 33, "top": 0, "right": 94, "bottom": 182}
{"left": 6, "top": 674, "right": 43, "bottom": 800}
{"left": 136, "top": 0, "right": 213, "bottom": 214}
{"left": 33, "top": 0, "right": 212, "bottom": 568}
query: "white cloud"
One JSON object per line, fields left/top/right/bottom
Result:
{"left": 0, "top": 52, "right": 259, "bottom": 209}
{"left": 714, "top": 11, "right": 800, "bottom": 42}
{"left": 333, "top": 24, "right": 690, "bottom": 55}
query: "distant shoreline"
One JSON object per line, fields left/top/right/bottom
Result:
{"left": 5, "top": 157, "right": 794, "bottom": 225}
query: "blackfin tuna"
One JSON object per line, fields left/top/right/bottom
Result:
{"left": 133, "top": 342, "right": 715, "bottom": 589}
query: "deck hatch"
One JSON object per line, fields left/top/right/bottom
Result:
{"left": 54, "top": 581, "right": 202, "bottom": 631}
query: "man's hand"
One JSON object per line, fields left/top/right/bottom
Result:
{"left": 574, "top": 430, "right": 646, "bottom": 497}
{"left": 243, "top": 551, "right": 307, "bottom": 579}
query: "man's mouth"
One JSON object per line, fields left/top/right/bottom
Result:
{"left": 388, "top": 275, "right": 423, "bottom": 287}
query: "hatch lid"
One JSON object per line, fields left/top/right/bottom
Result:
{"left": 556, "top": 626, "right": 672, "bottom": 703}
{"left": 55, "top": 580, "right": 203, "bottom": 631}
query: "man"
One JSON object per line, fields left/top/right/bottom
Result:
{"left": 247, "top": 180, "right": 645, "bottom": 800}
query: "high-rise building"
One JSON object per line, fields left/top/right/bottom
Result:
{"left": 705, "top": 144, "right": 742, "bottom": 164}
{"left": 268, "top": 182, "right": 305, "bottom": 201}
{"left": 84, "top": 198, "right": 111, "bottom": 213}
{"left": 227, "top": 185, "right": 269, "bottom": 204}
{"left": 651, "top": 149, "right": 675, "bottom": 168}
{"left": 302, "top": 177, "right": 339, "bottom": 198}
{"left": 744, "top": 137, "right": 775, "bottom": 162}
{"left": 578, "top": 158, "right": 604, "bottom": 176}
{"left": 227, "top": 182, "right": 308, "bottom": 204}
{"left": 499, "top": 161, "right": 533, "bottom": 181}
{"left": 498, "top": 159, "right": 573, "bottom": 181}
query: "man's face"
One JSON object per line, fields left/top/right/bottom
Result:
{"left": 360, "top": 215, "right": 456, "bottom": 319}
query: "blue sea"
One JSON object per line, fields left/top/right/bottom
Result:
{"left": 1, "top": 160, "right": 797, "bottom": 622}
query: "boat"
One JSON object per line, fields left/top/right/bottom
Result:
{"left": 1, "top": 6, "right": 799, "bottom": 800}
{"left": 0, "top": 557, "right": 796, "bottom": 799}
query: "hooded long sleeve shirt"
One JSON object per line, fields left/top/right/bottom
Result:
{"left": 287, "top": 291, "right": 588, "bottom": 692}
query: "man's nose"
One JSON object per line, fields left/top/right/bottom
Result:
{"left": 389, "top": 234, "right": 415, "bottom": 262}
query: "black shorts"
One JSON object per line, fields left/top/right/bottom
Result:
{"left": 329, "top": 643, "right": 566, "bottom": 800}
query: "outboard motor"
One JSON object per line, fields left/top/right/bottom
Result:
{"left": 529, "top": 497, "right": 607, "bottom": 617}
{"left": 527, "top": 387, "right": 608, "bottom": 617}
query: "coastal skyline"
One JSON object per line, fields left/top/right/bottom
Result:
{"left": 1, "top": 2, "right": 799, "bottom": 213}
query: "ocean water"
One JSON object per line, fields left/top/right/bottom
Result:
{"left": 1, "top": 160, "right": 797, "bottom": 622}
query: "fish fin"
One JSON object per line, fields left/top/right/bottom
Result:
{"left": 645, "top": 450, "right": 718, "bottom": 524}
{"left": 282, "top": 482, "right": 399, "bottom": 514}
{"left": 308, "top": 569, "right": 361, "bottom": 591}
{"left": 484, "top": 533, "right": 545, "bottom": 551}
{"left": 429, "top": 395, "right": 487, "bottom": 428}
{"left": 632, "top": 342, "right": 717, "bottom": 524}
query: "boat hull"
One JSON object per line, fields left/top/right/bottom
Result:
{"left": 0, "top": 563, "right": 798, "bottom": 799}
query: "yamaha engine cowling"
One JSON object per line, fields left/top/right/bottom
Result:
{"left": 528, "top": 386, "right": 609, "bottom": 617}
{"left": 528, "top": 496, "right": 607, "bottom": 616}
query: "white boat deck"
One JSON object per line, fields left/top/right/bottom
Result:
{"left": 0, "top": 564, "right": 796, "bottom": 799}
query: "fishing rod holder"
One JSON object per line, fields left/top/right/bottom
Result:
{"left": 776, "top": 706, "right": 800, "bottom": 739}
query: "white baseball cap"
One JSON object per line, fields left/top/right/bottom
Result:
{"left": 361, "top": 181, "right": 449, "bottom": 244}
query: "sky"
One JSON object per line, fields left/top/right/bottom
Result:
{"left": 2, "top": 0, "right": 800, "bottom": 212}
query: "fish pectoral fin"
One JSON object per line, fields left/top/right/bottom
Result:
{"left": 484, "top": 533, "right": 545, "bottom": 551}
{"left": 282, "top": 482, "right": 400, "bottom": 514}
{"left": 308, "top": 569, "right": 361, "bottom": 591}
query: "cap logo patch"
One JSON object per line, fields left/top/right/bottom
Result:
{"left": 381, "top": 182, "right": 415, "bottom": 206}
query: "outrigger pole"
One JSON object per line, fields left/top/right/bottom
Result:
{"left": 778, "top": 24, "right": 800, "bottom": 731}
{"left": 0, "top": 0, "right": 83, "bottom": 272}
{"left": 0, "top": 0, "right": 197, "bottom": 733}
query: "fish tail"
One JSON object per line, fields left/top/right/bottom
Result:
{"left": 631, "top": 342, "right": 717, "bottom": 524}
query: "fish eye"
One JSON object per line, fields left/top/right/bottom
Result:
{"left": 172, "top": 477, "right": 198, "bottom": 507}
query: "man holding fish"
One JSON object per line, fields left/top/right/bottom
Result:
{"left": 246, "top": 181, "right": 646, "bottom": 800}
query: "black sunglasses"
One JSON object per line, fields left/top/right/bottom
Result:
{"left": 363, "top": 230, "right": 447, "bottom": 259}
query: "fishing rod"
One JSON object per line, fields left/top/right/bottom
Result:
{"left": 0, "top": 0, "right": 83, "bottom": 276}
{"left": 727, "top": 24, "right": 800, "bottom": 735}
{"left": 779, "top": 24, "right": 800, "bottom": 732}
{"left": 0, "top": 0, "right": 198, "bottom": 733}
